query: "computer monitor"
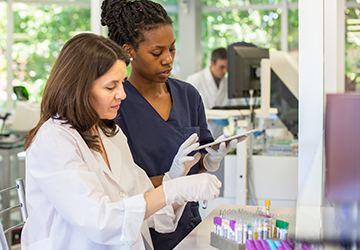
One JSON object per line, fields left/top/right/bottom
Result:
{"left": 227, "top": 43, "right": 269, "bottom": 99}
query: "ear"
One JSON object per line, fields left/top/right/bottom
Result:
{"left": 122, "top": 44, "right": 134, "bottom": 59}
{"left": 210, "top": 59, "right": 216, "bottom": 68}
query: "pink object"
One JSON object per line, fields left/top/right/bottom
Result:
{"left": 325, "top": 93, "right": 360, "bottom": 202}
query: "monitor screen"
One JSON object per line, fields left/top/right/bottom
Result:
{"left": 227, "top": 43, "right": 269, "bottom": 99}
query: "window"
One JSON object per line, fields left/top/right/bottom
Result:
{"left": 200, "top": 1, "right": 298, "bottom": 68}
{"left": 345, "top": 6, "right": 360, "bottom": 91}
{"left": 2, "top": 0, "right": 90, "bottom": 113}
{"left": 202, "top": 0, "right": 283, "bottom": 7}
{"left": 11, "top": 3, "right": 90, "bottom": 103}
{"left": 0, "top": 2, "right": 7, "bottom": 110}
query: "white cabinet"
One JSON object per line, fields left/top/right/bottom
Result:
{"left": 200, "top": 154, "right": 298, "bottom": 219}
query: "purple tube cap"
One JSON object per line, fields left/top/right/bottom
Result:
{"left": 213, "top": 217, "right": 222, "bottom": 226}
{"left": 230, "top": 220, "right": 236, "bottom": 231}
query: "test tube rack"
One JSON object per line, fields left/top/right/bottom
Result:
{"left": 210, "top": 232, "right": 245, "bottom": 250}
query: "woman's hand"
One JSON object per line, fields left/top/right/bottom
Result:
{"left": 163, "top": 133, "right": 201, "bottom": 182}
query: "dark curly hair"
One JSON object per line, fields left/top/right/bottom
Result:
{"left": 101, "top": 0, "right": 173, "bottom": 50}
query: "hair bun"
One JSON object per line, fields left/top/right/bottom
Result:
{"left": 101, "top": 0, "right": 128, "bottom": 26}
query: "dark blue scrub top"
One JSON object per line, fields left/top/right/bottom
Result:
{"left": 117, "top": 78, "right": 213, "bottom": 177}
{"left": 116, "top": 78, "right": 214, "bottom": 250}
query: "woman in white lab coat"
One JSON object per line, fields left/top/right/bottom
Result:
{"left": 20, "top": 33, "right": 221, "bottom": 250}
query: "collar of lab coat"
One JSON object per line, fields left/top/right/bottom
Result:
{"left": 97, "top": 127, "right": 121, "bottom": 178}
{"left": 49, "top": 118, "right": 124, "bottom": 192}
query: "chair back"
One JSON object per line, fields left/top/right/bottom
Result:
{"left": 0, "top": 178, "right": 27, "bottom": 250}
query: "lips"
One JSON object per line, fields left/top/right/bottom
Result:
{"left": 111, "top": 104, "right": 120, "bottom": 109}
{"left": 160, "top": 69, "right": 172, "bottom": 78}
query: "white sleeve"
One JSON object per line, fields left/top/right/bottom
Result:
{"left": 146, "top": 203, "right": 186, "bottom": 233}
{"left": 26, "top": 124, "right": 146, "bottom": 246}
{"left": 133, "top": 161, "right": 187, "bottom": 233}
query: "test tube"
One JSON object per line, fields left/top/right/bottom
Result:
{"left": 271, "top": 214, "right": 277, "bottom": 238}
{"left": 235, "top": 219, "right": 243, "bottom": 244}
{"left": 257, "top": 218, "right": 262, "bottom": 240}
{"left": 276, "top": 220, "right": 281, "bottom": 238}
{"left": 247, "top": 224, "right": 253, "bottom": 240}
{"left": 242, "top": 222, "right": 248, "bottom": 244}
{"left": 281, "top": 221, "right": 289, "bottom": 240}
{"left": 265, "top": 199, "right": 271, "bottom": 216}
{"left": 229, "top": 220, "right": 236, "bottom": 241}
{"left": 263, "top": 218, "right": 268, "bottom": 240}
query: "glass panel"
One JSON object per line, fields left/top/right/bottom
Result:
{"left": 201, "top": 9, "right": 281, "bottom": 68}
{"left": 12, "top": 3, "right": 90, "bottom": 103}
{"left": 202, "top": 0, "right": 281, "bottom": 7}
{"left": 345, "top": 7, "right": 360, "bottom": 92}
{"left": 0, "top": 2, "right": 7, "bottom": 110}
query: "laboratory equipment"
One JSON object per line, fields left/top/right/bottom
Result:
{"left": 227, "top": 45, "right": 299, "bottom": 138}
{"left": 227, "top": 43, "right": 269, "bottom": 99}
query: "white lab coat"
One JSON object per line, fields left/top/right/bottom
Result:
{"left": 186, "top": 67, "right": 246, "bottom": 138}
{"left": 21, "top": 118, "right": 185, "bottom": 250}
{"left": 186, "top": 67, "right": 246, "bottom": 110}
{"left": 185, "top": 67, "right": 229, "bottom": 110}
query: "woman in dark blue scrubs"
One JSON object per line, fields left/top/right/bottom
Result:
{"left": 101, "top": 0, "right": 238, "bottom": 249}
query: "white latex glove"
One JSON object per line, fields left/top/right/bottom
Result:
{"left": 163, "top": 173, "right": 221, "bottom": 205}
{"left": 203, "top": 132, "right": 239, "bottom": 172}
{"left": 163, "top": 133, "right": 201, "bottom": 182}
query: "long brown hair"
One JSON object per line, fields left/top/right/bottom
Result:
{"left": 24, "top": 33, "right": 129, "bottom": 151}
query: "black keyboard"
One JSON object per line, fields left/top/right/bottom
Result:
{"left": 212, "top": 105, "right": 260, "bottom": 110}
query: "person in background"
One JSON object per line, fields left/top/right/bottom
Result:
{"left": 101, "top": 1, "right": 239, "bottom": 249}
{"left": 21, "top": 32, "right": 222, "bottom": 250}
{"left": 186, "top": 48, "right": 229, "bottom": 111}
{"left": 185, "top": 47, "right": 232, "bottom": 139}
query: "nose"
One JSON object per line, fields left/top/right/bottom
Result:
{"left": 162, "top": 51, "right": 174, "bottom": 65}
{"left": 116, "top": 85, "right": 126, "bottom": 100}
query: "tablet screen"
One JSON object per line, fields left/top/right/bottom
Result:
{"left": 196, "top": 129, "right": 258, "bottom": 151}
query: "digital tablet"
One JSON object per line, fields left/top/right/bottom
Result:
{"left": 196, "top": 129, "right": 258, "bottom": 151}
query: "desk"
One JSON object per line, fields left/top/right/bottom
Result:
{"left": 174, "top": 204, "right": 296, "bottom": 250}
